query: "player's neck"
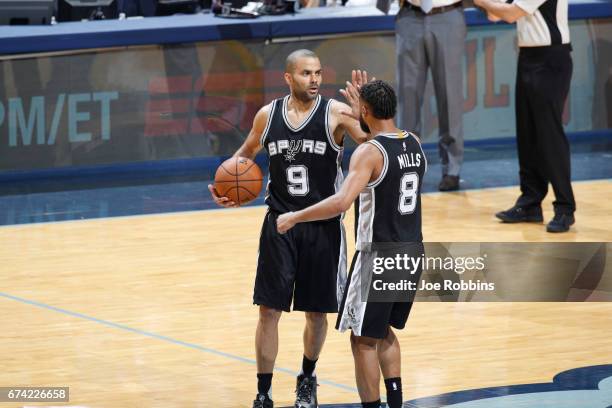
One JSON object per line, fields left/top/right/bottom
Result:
{"left": 368, "top": 120, "right": 399, "bottom": 137}
{"left": 288, "top": 94, "right": 316, "bottom": 113}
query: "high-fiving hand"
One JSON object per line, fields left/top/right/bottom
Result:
{"left": 340, "top": 69, "right": 375, "bottom": 121}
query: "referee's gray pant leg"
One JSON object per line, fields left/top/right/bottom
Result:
{"left": 396, "top": 8, "right": 428, "bottom": 136}
{"left": 426, "top": 8, "right": 466, "bottom": 177}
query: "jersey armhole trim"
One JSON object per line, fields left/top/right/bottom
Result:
{"left": 408, "top": 131, "right": 428, "bottom": 174}
{"left": 259, "top": 100, "right": 276, "bottom": 148}
{"left": 325, "top": 99, "right": 343, "bottom": 152}
{"left": 367, "top": 139, "right": 388, "bottom": 188}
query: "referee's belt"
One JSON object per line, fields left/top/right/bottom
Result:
{"left": 404, "top": 1, "right": 462, "bottom": 15}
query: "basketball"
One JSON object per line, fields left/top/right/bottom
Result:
{"left": 214, "top": 157, "right": 264, "bottom": 206}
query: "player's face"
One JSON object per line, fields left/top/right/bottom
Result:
{"left": 286, "top": 57, "right": 322, "bottom": 103}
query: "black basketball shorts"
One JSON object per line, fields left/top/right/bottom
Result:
{"left": 253, "top": 210, "right": 347, "bottom": 313}
{"left": 336, "top": 250, "right": 421, "bottom": 339}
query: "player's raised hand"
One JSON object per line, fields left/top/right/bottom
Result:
{"left": 276, "top": 212, "right": 297, "bottom": 234}
{"left": 339, "top": 80, "right": 361, "bottom": 121}
{"left": 340, "top": 69, "right": 378, "bottom": 121}
{"left": 208, "top": 184, "right": 237, "bottom": 208}
{"left": 352, "top": 69, "right": 375, "bottom": 89}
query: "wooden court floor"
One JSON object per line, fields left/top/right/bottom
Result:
{"left": 1, "top": 180, "right": 611, "bottom": 407}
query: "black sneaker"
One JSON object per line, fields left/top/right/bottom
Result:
{"left": 294, "top": 375, "right": 318, "bottom": 408}
{"left": 438, "top": 175, "right": 460, "bottom": 192}
{"left": 495, "top": 206, "right": 543, "bottom": 223}
{"left": 253, "top": 393, "right": 273, "bottom": 408}
{"left": 546, "top": 213, "right": 575, "bottom": 233}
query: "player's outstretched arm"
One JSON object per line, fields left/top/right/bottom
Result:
{"left": 234, "top": 104, "right": 270, "bottom": 160}
{"left": 276, "top": 143, "right": 381, "bottom": 233}
{"left": 333, "top": 99, "right": 369, "bottom": 145}
{"left": 208, "top": 104, "right": 270, "bottom": 208}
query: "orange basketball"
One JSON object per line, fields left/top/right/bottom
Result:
{"left": 214, "top": 157, "right": 264, "bottom": 206}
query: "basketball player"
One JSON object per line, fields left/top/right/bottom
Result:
{"left": 277, "top": 80, "right": 427, "bottom": 408}
{"left": 208, "top": 50, "right": 369, "bottom": 408}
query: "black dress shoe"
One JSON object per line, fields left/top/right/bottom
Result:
{"left": 495, "top": 206, "right": 543, "bottom": 223}
{"left": 438, "top": 175, "right": 460, "bottom": 191}
{"left": 546, "top": 213, "right": 575, "bottom": 233}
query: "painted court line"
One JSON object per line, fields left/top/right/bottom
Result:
{"left": 1, "top": 178, "right": 609, "bottom": 229}
{"left": 0, "top": 291, "right": 359, "bottom": 395}
{"left": 0, "top": 178, "right": 612, "bottom": 230}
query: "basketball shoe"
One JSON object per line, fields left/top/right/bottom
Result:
{"left": 253, "top": 393, "right": 273, "bottom": 408}
{"left": 294, "top": 375, "right": 317, "bottom": 408}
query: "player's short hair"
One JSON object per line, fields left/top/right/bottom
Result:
{"left": 285, "top": 49, "right": 319, "bottom": 73}
{"left": 360, "top": 80, "right": 397, "bottom": 119}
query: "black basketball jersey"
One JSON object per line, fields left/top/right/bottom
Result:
{"left": 260, "top": 94, "right": 344, "bottom": 213}
{"left": 356, "top": 131, "right": 427, "bottom": 248}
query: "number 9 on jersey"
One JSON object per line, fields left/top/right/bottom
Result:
{"left": 287, "top": 165, "right": 309, "bottom": 196}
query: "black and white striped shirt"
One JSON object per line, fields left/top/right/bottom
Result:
{"left": 514, "top": 0, "right": 570, "bottom": 47}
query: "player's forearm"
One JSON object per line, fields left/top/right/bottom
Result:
{"left": 233, "top": 143, "right": 259, "bottom": 160}
{"left": 477, "top": 0, "right": 524, "bottom": 23}
{"left": 346, "top": 127, "right": 369, "bottom": 144}
{"left": 344, "top": 122, "right": 369, "bottom": 144}
{"left": 293, "top": 195, "right": 348, "bottom": 224}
